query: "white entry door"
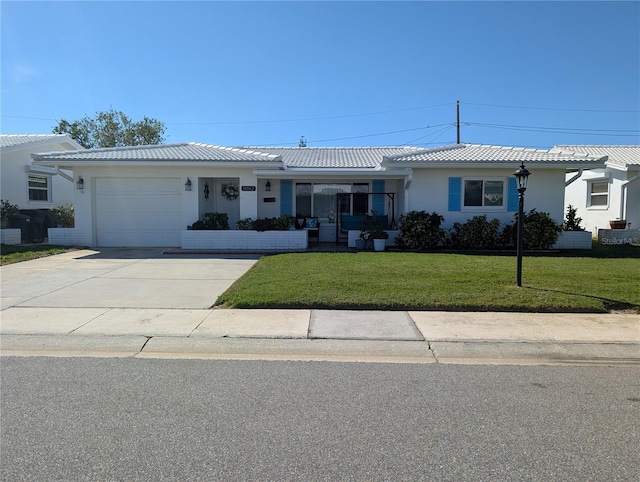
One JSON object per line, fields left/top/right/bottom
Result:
{"left": 95, "top": 178, "right": 182, "bottom": 247}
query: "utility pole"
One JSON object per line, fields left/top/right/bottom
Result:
{"left": 456, "top": 100, "right": 460, "bottom": 144}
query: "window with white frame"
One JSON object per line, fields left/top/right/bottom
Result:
{"left": 588, "top": 181, "right": 609, "bottom": 207}
{"left": 463, "top": 179, "right": 504, "bottom": 208}
{"left": 28, "top": 174, "right": 50, "bottom": 202}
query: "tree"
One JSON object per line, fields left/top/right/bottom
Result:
{"left": 53, "top": 108, "right": 166, "bottom": 149}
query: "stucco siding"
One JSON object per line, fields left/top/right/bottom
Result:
{"left": 408, "top": 168, "right": 565, "bottom": 229}
{"left": 1, "top": 146, "right": 75, "bottom": 209}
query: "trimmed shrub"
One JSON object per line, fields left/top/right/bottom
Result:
{"left": 501, "top": 209, "right": 563, "bottom": 249}
{"left": 273, "top": 214, "right": 295, "bottom": 231}
{"left": 236, "top": 218, "right": 253, "bottom": 230}
{"left": 203, "top": 212, "right": 229, "bottom": 230}
{"left": 251, "top": 218, "right": 275, "bottom": 232}
{"left": 48, "top": 203, "right": 75, "bottom": 228}
{"left": 395, "top": 210, "right": 445, "bottom": 250}
{"left": 1, "top": 199, "right": 19, "bottom": 221}
{"left": 448, "top": 215, "right": 501, "bottom": 249}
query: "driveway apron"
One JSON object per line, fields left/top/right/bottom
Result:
{"left": 0, "top": 248, "right": 259, "bottom": 310}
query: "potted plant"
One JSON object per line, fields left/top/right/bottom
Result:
{"left": 363, "top": 211, "right": 388, "bottom": 251}
{"left": 609, "top": 219, "right": 627, "bottom": 229}
{"left": 0, "top": 199, "right": 19, "bottom": 229}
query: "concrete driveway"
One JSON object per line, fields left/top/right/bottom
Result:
{"left": 1, "top": 248, "right": 259, "bottom": 311}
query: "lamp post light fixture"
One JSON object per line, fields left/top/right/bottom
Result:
{"left": 185, "top": 178, "right": 192, "bottom": 191}
{"left": 514, "top": 161, "right": 530, "bottom": 287}
{"left": 76, "top": 177, "right": 84, "bottom": 191}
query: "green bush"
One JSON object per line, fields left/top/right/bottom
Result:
{"left": 236, "top": 218, "right": 253, "bottom": 230}
{"left": 251, "top": 218, "right": 275, "bottom": 232}
{"left": 203, "top": 212, "right": 229, "bottom": 230}
{"left": 1, "top": 199, "right": 19, "bottom": 221}
{"left": 273, "top": 214, "right": 295, "bottom": 231}
{"left": 395, "top": 210, "right": 445, "bottom": 250}
{"left": 449, "top": 215, "right": 501, "bottom": 249}
{"left": 502, "top": 209, "right": 563, "bottom": 249}
{"left": 48, "top": 203, "right": 75, "bottom": 228}
{"left": 563, "top": 205, "right": 585, "bottom": 231}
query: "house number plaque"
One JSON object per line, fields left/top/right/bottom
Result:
{"left": 241, "top": 186, "right": 256, "bottom": 191}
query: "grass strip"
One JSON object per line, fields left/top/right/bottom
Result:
{"left": 0, "top": 245, "right": 74, "bottom": 265}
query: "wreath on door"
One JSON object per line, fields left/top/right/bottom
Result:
{"left": 222, "top": 184, "right": 239, "bottom": 201}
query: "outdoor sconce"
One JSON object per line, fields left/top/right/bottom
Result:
{"left": 514, "top": 162, "right": 530, "bottom": 287}
{"left": 514, "top": 162, "right": 530, "bottom": 193}
{"left": 185, "top": 178, "right": 192, "bottom": 191}
{"left": 265, "top": 180, "right": 271, "bottom": 192}
{"left": 76, "top": 177, "right": 84, "bottom": 190}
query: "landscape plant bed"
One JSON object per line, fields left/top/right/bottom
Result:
{"left": 216, "top": 248, "right": 640, "bottom": 313}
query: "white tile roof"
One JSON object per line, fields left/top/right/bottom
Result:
{"left": 553, "top": 145, "right": 640, "bottom": 167}
{"left": 31, "top": 142, "right": 282, "bottom": 163}
{"left": 0, "top": 134, "right": 76, "bottom": 149}
{"left": 240, "top": 146, "right": 422, "bottom": 168}
{"left": 383, "top": 143, "right": 606, "bottom": 166}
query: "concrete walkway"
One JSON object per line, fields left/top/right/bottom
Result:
{"left": 1, "top": 249, "right": 638, "bottom": 365}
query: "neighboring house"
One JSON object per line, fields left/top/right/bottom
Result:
{"left": 557, "top": 145, "right": 640, "bottom": 234}
{"left": 0, "top": 134, "right": 84, "bottom": 209}
{"left": 31, "top": 142, "right": 605, "bottom": 248}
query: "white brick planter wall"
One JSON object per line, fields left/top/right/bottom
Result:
{"left": 47, "top": 228, "right": 83, "bottom": 246}
{"left": 182, "top": 230, "right": 308, "bottom": 250}
{"left": 0, "top": 228, "right": 21, "bottom": 245}
{"left": 554, "top": 231, "right": 593, "bottom": 250}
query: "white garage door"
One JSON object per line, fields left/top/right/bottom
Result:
{"left": 96, "top": 178, "right": 182, "bottom": 247}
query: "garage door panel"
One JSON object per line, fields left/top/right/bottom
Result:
{"left": 95, "top": 178, "right": 182, "bottom": 247}
{"left": 96, "top": 195, "right": 181, "bottom": 213}
{"left": 97, "top": 178, "right": 180, "bottom": 194}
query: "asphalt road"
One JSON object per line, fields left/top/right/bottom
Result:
{"left": 2, "top": 358, "right": 639, "bottom": 481}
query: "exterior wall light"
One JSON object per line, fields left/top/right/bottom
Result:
{"left": 76, "top": 177, "right": 84, "bottom": 190}
{"left": 265, "top": 180, "right": 272, "bottom": 192}
{"left": 185, "top": 178, "right": 192, "bottom": 191}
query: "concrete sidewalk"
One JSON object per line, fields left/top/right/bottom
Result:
{"left": 1, "top": 248, "right": 638, "bottom": 365}
{"left": 1, "top": 308, "right": 638, "bottom": 365}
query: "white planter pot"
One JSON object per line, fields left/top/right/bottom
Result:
{"left": 373, "top": 238, "right": 387, "bottom": 251}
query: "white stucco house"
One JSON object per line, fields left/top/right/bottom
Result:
{"left": 1, "top": 134, "right": 83, "bottom": 209}
{"left": 559, "top": 145, "right": 640, "bottom": 234}
{"left": 31, "top": 142, "right": 605, "bottom": 249}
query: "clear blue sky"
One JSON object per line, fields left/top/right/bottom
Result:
{"left": 2, "top": 1, "right": 639, "bottom": 149}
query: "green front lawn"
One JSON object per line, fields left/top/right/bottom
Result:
{"left": 216, "top": 247, "right": 640, "bottom": 313}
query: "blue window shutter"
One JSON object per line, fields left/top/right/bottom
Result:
{"left": 448, "top": 177, "right": 461, "bottom": 211}
{"left": 372, "top": 180, "right": 385, "bottom": 213}
{"left": 507, "top": 177, "right": 518, "bottom": 212}
{"left": 280, "top": 180, "right": 293, "bottom": 215}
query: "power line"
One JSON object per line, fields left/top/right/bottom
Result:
{"left": 163, "top": 103, "right": 454, "bottom": 126}
{"left": 466, "top": 121, "right": 639, "bottom": 137}
{"left": 260, "top": 123, "right": 453, "bottom": 146}
{"left": 464, "top": 102, "right": 639, "bottom": 113}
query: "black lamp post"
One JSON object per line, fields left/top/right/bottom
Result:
{"left": 514, "top": 162, "right": 530, "bottom": 287}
